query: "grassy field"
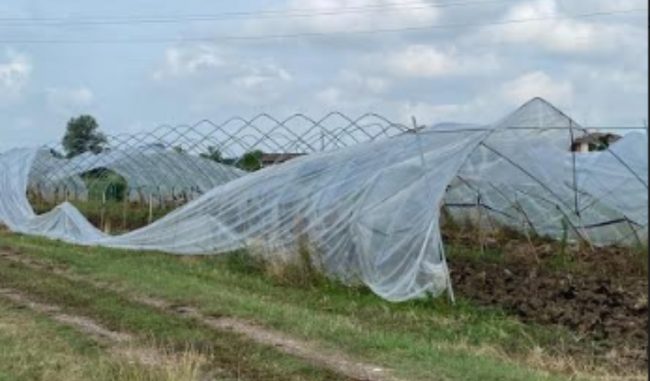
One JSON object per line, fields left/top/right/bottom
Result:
{"left": 0, "top": 298, "right": 211, "bottom": 381}
{"left": 0, "top": 229, "right": 641, "bottom": 381}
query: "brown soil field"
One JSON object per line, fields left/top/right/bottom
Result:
{"left": 448, "top": 239, "right": 647, "bottom": 372}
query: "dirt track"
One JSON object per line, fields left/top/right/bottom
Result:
{"left": 0, "top": 247, "right": 398, "bottom": 381}
{"left": 448, "top": 242, "right": 648, "bottom": 371}
{"left": 0, "top": 288, "right": 208, "bottom": 375}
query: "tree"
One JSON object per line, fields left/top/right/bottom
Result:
{"left": 62, "top": 115, "right": 106, "bottom": 158}
{"left": 200, "top": 146, "right": 223, "bottom": 163}
{"left": 237, "top": 150, "right": 263, "bottom": 171}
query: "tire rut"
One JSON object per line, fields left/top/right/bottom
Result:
{"left": 0, "top": 287, "right": 213, "bottom": 378}
{"left": 0, "top": 248, "right": 401, "bottom": 381}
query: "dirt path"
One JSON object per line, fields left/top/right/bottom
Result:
{"left": 0, "top": 288, "right": 132, "bottom": 343}
{"left": 0, "top": 287, "right": 211, "bottom": 377}
{"left": 0, "top": 248, "right": 400, "bottom": 381}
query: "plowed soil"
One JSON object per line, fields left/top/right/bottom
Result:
{"left": 448, "top": 240, "right": 648, "bottom": 371}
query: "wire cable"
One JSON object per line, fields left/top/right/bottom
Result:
{"left": 0, "top": 0, "right": 514, "bottom": 26}
{"left": 0, "top": 7, "right": 645, "bottom": 44}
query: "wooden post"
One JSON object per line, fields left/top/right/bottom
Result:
{"left": 476, "top": 194, "right": 484, "bottom": 255}
{"left": 122, "top": 190, "right": 128, "bottom": 231}
{"left": 148, "top": 193, "right": 153, "bottom": 225}
{"left": 100, "top": 190, "right": 106, "bottom": 231}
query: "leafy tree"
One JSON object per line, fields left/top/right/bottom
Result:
{"left": 237, "top": 150, "right": 263, "bottom": 171}
{"left": 200, "top": 146, "right": 223, "bottom": 163}
{"left": 62, "top": 115, "right": 106, "bottom": 158}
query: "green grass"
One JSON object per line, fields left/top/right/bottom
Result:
{"left": 0, "top": 298, "right": 207, "bottom": 381}
{"left": 0, "top": 231, "right": 612, "bottom": 381}
{"left": 0, "top": 259, "right": 350, "bottom": 381}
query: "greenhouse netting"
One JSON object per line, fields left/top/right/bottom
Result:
{"left": 0, "top": 98, "right": 646, "bottom": 301}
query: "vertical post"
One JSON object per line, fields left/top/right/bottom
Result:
{"left": 625, "top": 218, "right": 643, "bottom": 248}
{"left": 438, "top": 238, "right": 455, "bottom": 304}
{"left": 514, "top": 196, "right": 538, "bottom": 254}
{"left": 476, "top": 194, "right": 484, "bottom": 255}
{"left": 568, "top": 121, "right": 594, "bottom": 249}
{"left": 568, "top": 120, "right": 580, "bottom": 217}
{"left": 148, "top": 193, "right": 153, "bottom": 225}
{"left": 100, "top": 189, "right": 106, "bottom": 232}
{"left": 412, "top": 117, "right": 425, "bottom": 164}
{"left": 122, "top": 189, "right": 128, "bottom": 231}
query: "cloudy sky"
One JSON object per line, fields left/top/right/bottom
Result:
{"left": 0, "top": 0, "right": 647, "bottom": 150}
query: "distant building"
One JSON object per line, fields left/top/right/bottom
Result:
{"left": 570, "top": 132, "right": 621, "bottom": 153}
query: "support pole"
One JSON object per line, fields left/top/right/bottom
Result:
{"left": 122, "top": 189, "right": 128, "bottom": 231}
{"left": 148, "top": 193, "right": 153, "bottom": 225}
{"left": 476, "top": 194, "right": 484, "bottom": 255}
{"left": 100, "top": 190, "right": 106, "bottom": 232}
{"left": 568, "top": 120, "right": 580, "bottom": 217}
{"left": 439, "top": 238, "right": 455, "bottom": 304}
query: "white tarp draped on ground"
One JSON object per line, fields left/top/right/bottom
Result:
{"left": 0, "top": 98, "right": 647, "bottom": 301}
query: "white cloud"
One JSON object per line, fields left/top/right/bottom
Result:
{"left": 582, "top": 67, "right": 647, "bottom": 95}
{"left": 485, "top": 0, "right": 644, "bottom": 54}
{"left": 501, "top": 71, "right": 573, "bottom": 105}
{"left": 385, "top": 72, "right": 578, "bottom": 126}
{"left": 0, "top": 1, "right": 646, "bottom": 151}
{"left": 340, "top": 70, "right": 389, "bottom": 93}
{"left": 390, "top": 94, "right": 507, "bottom": 125}
{"left": 316, "top": 87, "right": 343, "bottom": 105}
{"left": 314, "top": 69, "right": 389, "bottom": 108}
{"left": 153, "top": 44, "right": 294, "bottom": 111}
{"left": 153, "top": 45, "right": 225, "bottom": 80}
{"left": 45, "top": 87, "right": 94, "bottom": 115}
{"left": 231, "top": 63, "right": 292, "bottom": 89}
{"left": 247, "top": 0, "right": 439, "bottom": 35}
{"left": 0, "top": 50, "right": 32, "bottom": 103}
{"left": 154, "top": 45, "right": 293, "bottom": 92}
{"left": 396, "top": 101, "right": 464, "bottom": 122}
{"left": 560, "top": 0, "right": 647, "bottom": 14}
{"left": 383, "top": 45, "right": 498, "bottom": 78}
{"left": 386, "top": 45, "right": 456, "bottom": 77}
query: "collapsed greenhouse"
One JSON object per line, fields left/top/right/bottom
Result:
{"left": 0, "top": 97, "right": 647, "bottom": 302}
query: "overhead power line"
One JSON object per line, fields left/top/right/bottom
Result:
{"left": 0, "top": 0, "right": 515, "bottom": 26}
{"left": 0, "top": 7, "right": 645, "bottom": 44}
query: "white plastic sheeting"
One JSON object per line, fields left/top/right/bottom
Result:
{"left": 444, "top": 100, "right": 648, "bottom": 245}
{"left": 0, "top": 98, "right": 647, "bottom": 301}
{"left": 28, "top": 149, "right": 89, "bottom": 202}
{"left": 29, "top": 145, "right": 245, "bottom": 202}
